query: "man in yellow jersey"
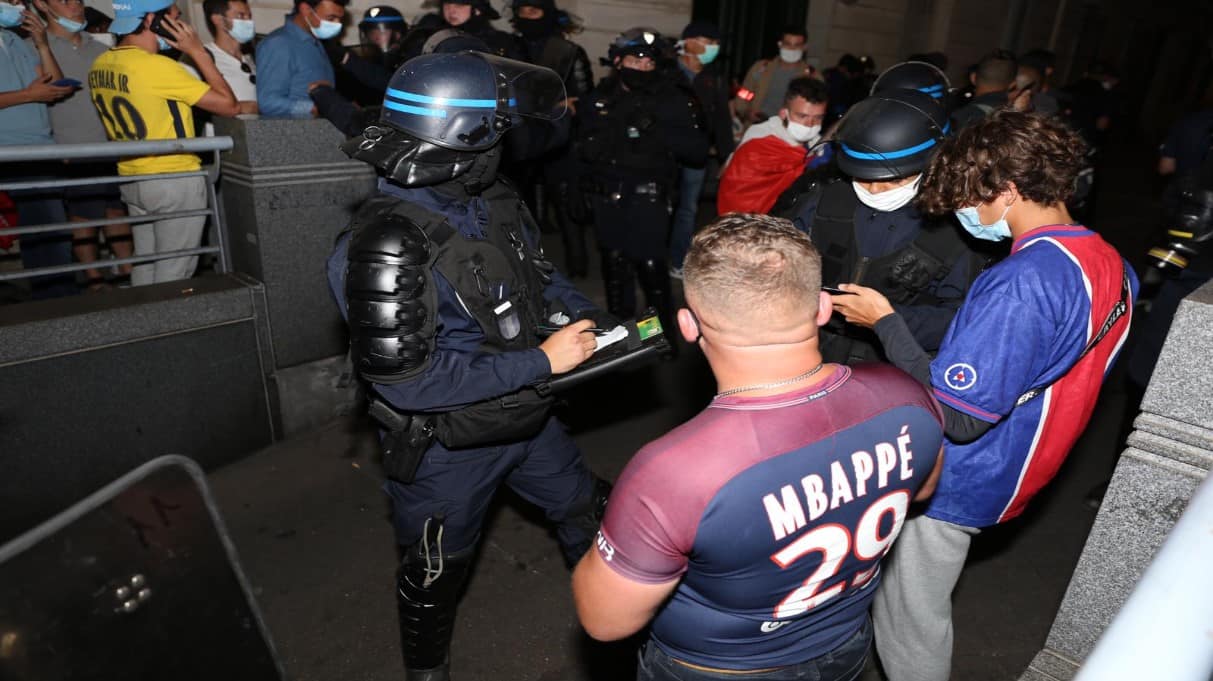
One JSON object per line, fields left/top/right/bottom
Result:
{"left": 88, "top": 0, "right": 237, "bottom": 285}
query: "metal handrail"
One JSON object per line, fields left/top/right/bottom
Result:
{"left": 1, "top": 138, "right": 234, "bottom": 283}
{"left": 0, "top": 138, "right": 233, "bottom": 163}
{"left": 0, "top": 246, "right": 221, "bottom": 281}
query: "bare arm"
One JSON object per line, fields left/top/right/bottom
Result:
{"left": 571, "top": 548, "right": 679, "bottom": 641}
{"left": 24, "top": 10, "right": 63, "bottom": 81}
{"left": 162, "top": 16, "right": 238, "bottom": 117}
{"left": 0, "top": 74, "right": 71, "bottom": 109}
{"left": 914, "top": 447, "right": 945, "bottom": 502}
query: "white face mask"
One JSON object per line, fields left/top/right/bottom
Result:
{"left": 785, "top": 120, "right": 820, "bottom": 144}
{"left": 91, "top": 31, "right": 116, "bottom": 47}
{"left": 853, "top": 175, "right": 922, "bottom": 212}
{"left": 779, "top": 47, "right": 804, "bottom": 63}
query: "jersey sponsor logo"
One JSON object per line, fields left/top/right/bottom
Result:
{"left": 595, "top": 530, "right": 615, "bottom": 562}
{"left": 944, "top": 363, "right": 978, "bottom": 391}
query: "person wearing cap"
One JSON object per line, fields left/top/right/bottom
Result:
{"left": 718, "top": 76, "right": 831, "bottom": 217}
{"left": 88, "top": 0, "right": 238, "bottom": 285}
{"left": 788, "top": 89, "right": 982, "bottom": 366}
{"left": 255, "top": 0, "right": 347, "bottom": 118}
{"left": 358, "top": 4, "right": 406, "bottom": 64}
{"left": 440, "top": 0, "right": 521, "bottom": 59}
{"left": 734, "top": 25, "right": 817, "bottom": 127}
{"left": 199, "top": 0, "right": 257, "bottom": 114}
{"left": 667, "top": 19, "right": 732, "bottom": 279}
{"left": 576, "top": 27, "right": 708, "bottom": 329}
{"left": 34, "top": 0, "right": 135, "bottom": 290}
{"left": 323, "top": 5, "right": 407, "bottom": 110}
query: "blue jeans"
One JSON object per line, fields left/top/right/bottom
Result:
{"left": 669, "top": 165, "right": 706, "bottom": 269}
{"left": 637, "top": 618, "right": 871, "bottom": 681}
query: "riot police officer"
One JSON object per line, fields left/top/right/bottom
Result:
{"left": 870, "top": 59, "right": 953, "bottom": 105}
{"left": 358, "top": 5, "right": 408, "bottom": 70}
{"left": 325, "top": 51, "right": 610, "bottom": 681}
{"left": 509, "top": 0, "right": 594, "bottom": 276}
{"left": 440, "top": 0, "right": 523, "bottom": 59}
{"left": 790, "top": 89, "right": 982, "bottom": 365}
{"left": 577, "top": 27, "right": 708, "bottom": 324}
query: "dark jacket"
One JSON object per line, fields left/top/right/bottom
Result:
{"left": 683, "top": 61, "right": 735, "bottom": 159}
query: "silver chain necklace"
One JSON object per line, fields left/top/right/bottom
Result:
{"left": 715, "top": 363, "right": 826, "bottom": 398}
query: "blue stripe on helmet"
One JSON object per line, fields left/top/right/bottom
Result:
{"left": 383, "top": 100, "right": 449, "bottom": 118}
{"left": 918, "top": 84, "right": 945, "bottom": 97}
{"left": 841, "top": 136, "right": 939, "bottom": 160}
{"left": 386, "top": 87, "right": 497, "bottom": 109}
{"left": 362, "top": 16, "right": 404, "bottom": 23}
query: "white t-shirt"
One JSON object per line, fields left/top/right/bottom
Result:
{"left": 204, "top": 42, "right": 256, "bottom": 103}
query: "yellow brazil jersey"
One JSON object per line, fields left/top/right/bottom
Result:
{"left": 88, "top": 47, "right": 210, "bottom": 176}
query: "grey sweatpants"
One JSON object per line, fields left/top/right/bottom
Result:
{"left": 872, "top": 514, "right": 981, "bottom": 681}
{"left": 120, "top": 175, "right": 208, "bottom": 286}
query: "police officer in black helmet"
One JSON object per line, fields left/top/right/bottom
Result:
{"left": 325, "top": 51, "right": 612, "bottom": 681}
{"left": 790, "top": 89, "right": 982, "bottom": 365}
{"left": 577, "top": 27, "right": 708, "bottom": 327}
{"left": 440, "top": 0, "right": 523, "bottom": 59}
{"left": 870, "top": 60, "right": 953, "bottom": 107}
{"left": 358, "top": 5, "right": 408, "bottom": 69}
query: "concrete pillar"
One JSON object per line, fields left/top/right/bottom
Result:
{"left": 215, "top": 117, "right": 371, "bottom": 437}
{"left": 1020, "top": 281, "right": 1213, "bottom": 680}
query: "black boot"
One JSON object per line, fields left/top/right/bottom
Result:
{"left": 396, "top": 519, "right": 476, "bottom": 681}
{"left": 601, "top": 250, "right": 637, "bottom": 319}
{"left": 554, "top": 181, "right": 588, "bottom": 277}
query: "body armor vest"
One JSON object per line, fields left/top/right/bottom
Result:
{"left": 811, "top": 181, "right": 973, "bottom": 364}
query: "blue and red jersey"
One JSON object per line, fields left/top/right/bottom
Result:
{"left": 596, "top": 365, "right": 943, "bottom": 670}
{"left": 926, "top": 224, "right": 1136, "bottom": 528}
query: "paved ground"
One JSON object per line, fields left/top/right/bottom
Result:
{"left": 204, "top": 139, "right": 1162, "bottom": 681}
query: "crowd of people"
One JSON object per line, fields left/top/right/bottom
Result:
{"left": 4, "top": 1, "right": 1210, "bottom": 679}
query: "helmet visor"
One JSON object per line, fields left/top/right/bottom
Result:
{"left": 479, "top": 52, "right": 568, "bottom": 120}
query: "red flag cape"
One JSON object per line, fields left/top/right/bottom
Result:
{"left": 717, "top": 137, "right": 806, "bottom": 215}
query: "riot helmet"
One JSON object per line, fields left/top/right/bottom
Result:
{"left": 871, "top": 60, "right": 951, "bottom": 101}
{"left": 834, "top": 89, "right": 950, "bottom": 181}
{"left": 359, "top": 6, "right": 406, "bottom": 52}
{"left": 607, "top": 27, "right": 664, "bottom": 63}
{"left": 441, "top": 0, "right": 500, "bottom": 22}
{"left": 343, "top": 51, "right": 567, "bottom": 189}
{"left": 421, "top": 27, "right": 491, "bottom": 54}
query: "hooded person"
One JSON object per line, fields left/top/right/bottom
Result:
{"left": 325, "top": 51, "right": 613, "bottom": 681}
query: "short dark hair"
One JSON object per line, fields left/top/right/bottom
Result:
{"left": 779, "top": 25, "right": 807, "bottom": 42}
{"left": 785, "top": 77, "right": 828, "bottom": 106}
{"left": 918, "top": 111, "right": 1088, "bottom": 213}
{"left": 202, "top": 0, "right": 231, "bottom": 35}
{"left": 975, "top": 50, "right": 1017, "bottom": 88}
{"left": 1020, "top": 49, "right": 1055, "bottom": 72}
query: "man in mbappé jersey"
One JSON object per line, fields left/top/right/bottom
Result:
{"left": 572, "top": 213, "right": 945, "bottom": 681}
{"left": 830, "top": 111, "right": 1136, "bottom": 681}
{"left": 88, "top": 0, "right": 237, "bottom": 285}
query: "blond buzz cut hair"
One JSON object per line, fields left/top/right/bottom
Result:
{"left": 683, "top": 213, "right": 822, "bottom": 334}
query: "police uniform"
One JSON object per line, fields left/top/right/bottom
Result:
{"left": 577, "top": 28, "right": 708, "bottom": 322}
{"left": 326, "top": 52, "right": 608, "bottom": 681}
{"left": 790, "top": 89, "right": 982, "bottom": 365}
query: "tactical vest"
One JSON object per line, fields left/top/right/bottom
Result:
{"left": 347, "top": 182, "right": 557, "bottom": 448}
{"left": 812, "top": 181, "right": 973, "bottom": 364}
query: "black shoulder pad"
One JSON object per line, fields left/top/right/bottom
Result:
{"left": 345, "top": 211, "right": 438, "bottom": 385}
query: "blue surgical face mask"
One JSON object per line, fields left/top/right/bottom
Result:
{"left": 56, "top": 15, "right": 87, "bottom": 32}
{"left": 156, "top": 35, "right": 171, "bottom": 51}
{"left": 698, "top": 43, "right": 720, "bottom": 65}
{"left": 307, "top": 8, "right": 341, "bottom": 40}
{"left": 0, "top": 3, "right": 24, "bottom": 28}
{"left": 229, "top": 17, "right": 255, "bottom": 43}
{"left": 955, "top": 204, "right": 1012, "bottom": 241}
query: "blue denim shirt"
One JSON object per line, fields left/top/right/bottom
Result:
{"left": 0, "top": 30, "right": 53, "bottom": 145}
{"left": 254, "top": 16, "right": 335, "bottom": 118}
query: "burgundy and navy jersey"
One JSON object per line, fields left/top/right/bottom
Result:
{"left": 926, "top": 225, "right": 1136, "bottom": 527}
{"left": 596, "top": 365, "right": 944, "bottom": 670}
